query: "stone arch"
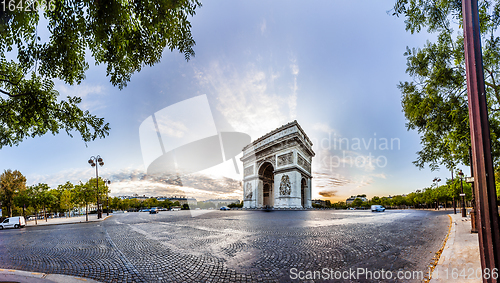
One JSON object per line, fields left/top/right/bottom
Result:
{"left": 241, "top": 121, "right": 315, "bottom": 209}
{"left": 259, "top": 162, "right": 274, "bottom": 207}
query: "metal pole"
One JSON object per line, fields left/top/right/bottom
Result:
{"left": 106, "top": 180, "right": 110, "bottom": 216}
{"left": 461, "top": 175, "right": 466, "bottom": 217}
{"left": 452, "top": 170, "right": 457, "bottom": 214}
{"left": 469, "top": 145, "right": 478, "bottom": 233}
{"left": 437, "top": 179, "right": 440, "bottom": 210}
{"left": 462, "top": 0, "right": 500, "bottom": 279}
{"left": 96, "top": 163, "right": 101, "bottom": 219}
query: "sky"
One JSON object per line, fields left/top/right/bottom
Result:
{"left": 0, "top": 0, "right": 472, "bottom": 202}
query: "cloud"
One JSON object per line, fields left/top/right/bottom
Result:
{"left": 289, "top": 58, "right": 299, "bottom": 120}
{"left": 28, "top": 167, "right": 97, "bottom": 187}
{"left": 28, "top": 166, "right": 243, "bottom": 201}
{"left": 312, "top": 123, "right": 337, "bottom": 134}
{"left": 370, "top": 173, "right": 387, "bottom": 179}
{"left": 194, "top": 61, "right": 297, "bottom": 138}
{"left": 318, "top": 190, "right": 337, "bottom": 198}
{"left": 260, "top": 19, "right": 266, "bottom": 34}
{"left": 155, "top": 118, "right": 188, "bottom": 138}
{"left": 290, "top": 60, "right": 299, "bottom": 76}
{"left": 56, "top": 83, "right": 106, "bottom": 111}
{"left": 356, "top": 175, "right": 373, "bottom": 188}
{"left": 313, "top": 171, "right": 351, "bottom": 188}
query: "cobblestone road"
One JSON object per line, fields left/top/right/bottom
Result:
{"left": 0, "top": 210, "right": 449, "bottom": 282}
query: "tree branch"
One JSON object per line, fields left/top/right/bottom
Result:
{"left": 0, "top": 78, "right": 20, "bottom": 86}
{"left": 484, "top": 67, "right": 500, "bottom": 105}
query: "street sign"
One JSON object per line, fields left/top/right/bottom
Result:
{"left": 466, "top": 177, "right": 474, "bottom": 183}
{"left": 460, "top": 193, "right": 466, "bottom": 197}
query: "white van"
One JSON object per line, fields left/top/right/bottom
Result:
{"left": 371, "top": 205, "right": 385, "bottom": 212}
{"left": 0, "top": 216, "right": 26, "bottom": 229}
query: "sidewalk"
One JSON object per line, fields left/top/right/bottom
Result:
{"left": 430, "top": 212, "right": 481, "bottom": 282}
{"left": 0, "top": 268, "right": 102, "bottom": 283}
{"left": 1, "top": 215, "right": 111, "bottom": 282}
{"left": 25, "top": 214, "right": 112, "bottom": 227}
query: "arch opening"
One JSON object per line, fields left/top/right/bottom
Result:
{"left": 259, "top": 162, "right": 274, "bottom": 208}
{"left": 301, "top": 178, "right": 307, "bottom": 208}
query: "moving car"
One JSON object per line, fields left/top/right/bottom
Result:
{"left": 149, "top": 207, "right": 158, "bottom": 214}
{"left": 220, "top": 206, "right": 231, "bottom": 211}
{"left": 371, "top": 205, "right": 385, "bottom": 212}
{"left": 0, "top": 216, "right": 26, "bottom": 229}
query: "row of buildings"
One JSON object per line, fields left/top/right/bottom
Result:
{"left": 115, "top": 194, "right": 240, "bottom": 207}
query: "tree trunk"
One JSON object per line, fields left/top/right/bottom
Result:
{"left": 44, "top": 205, "right": 47, "bottom": 222}
{"left": 85, "top": 203, "right": 88, "bottom": 222}
{"left": 35, "top": 209, "right": 38, "bottom": 225}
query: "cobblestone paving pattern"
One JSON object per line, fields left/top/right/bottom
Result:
{"left": 0, "top": 210, "right": 450, "bottom": 282}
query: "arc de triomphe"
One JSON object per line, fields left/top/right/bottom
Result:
{"left": 241, "top": 121, "right": 315, "bottom": 209}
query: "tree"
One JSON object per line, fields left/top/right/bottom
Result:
{"left": 110, "top": 197, "right": 122, "bottom": 211}
{"left": 73, "top": 182, "right": 94, "bottom": 221}
{"left": 45, "top": 189, "right": 59, "bottom": 216}
{"left": 227, "top": 201, "right": 243, "bottom": 208}
{"left": 351, "top": 198, "right": 364, "bottom": 208}
{"left": 26, "top": 183, "right": 50, "bottom": 225}
{"left": 380, "top": 197, "right": 393, "bottom": 208}
{"left": 161, "top": 199, "right": 173, "bottom": 209}
{"left": 392, "top": 0, "right": 500, "bottom": 171}
{"left": 0, "top": 169, "right": 26, "bottom": 217}
{"left": 0, "top": 0, "right": 201, "bottom": 148}
{"left": 13, "top": 186, "right": 30, "bottom": 216}
{"left": 85, "top": 177, "right": 109, "bottom": 216}
{"left": 28, "top": 183, "right": 57, "bottom": 221}
{"left": 57, "top": 181, "right": 74, "bottom": 216}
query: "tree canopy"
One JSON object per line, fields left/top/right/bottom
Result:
{"left": 0, "top": 169, "right": 26, "bottom": 216}
{"left": 393, "top": 0, "right": 500, "bottom": 171}
{"left": 0, "top": 0, "right": 201, "bottom": 148}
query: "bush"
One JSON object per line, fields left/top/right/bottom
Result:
{"left": 228, "top": 201, "right": 243, "bottom": 208}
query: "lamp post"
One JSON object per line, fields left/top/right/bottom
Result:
{"left": 459, "top": 170, "right": 466, "bottom": 217}
{"left": 88, "top": 156, "right": 104, "bottom": 219}
{"left": 104, "top": 179, "right": 111, "bottom": 216}
{"left": 433, "top": 177, "right": 441, "bottom": 210}
{"left": 462, "top": 0, "right": 500, "bottom": 276}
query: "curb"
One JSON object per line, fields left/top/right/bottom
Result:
{"left": 425, "top": 214, "right": 453, "bottom": 282}
{"left": 25, "top": 215, "right": 112, "bottom": 228}
{"left": 0, "top": 268, "right": 103, "bottom": 283}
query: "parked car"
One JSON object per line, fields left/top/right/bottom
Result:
{"left": 371, "top": 205, "right": 385, "bottom": 212}
{"left": 0, "top": 216, "right": 26, "bottom": 229}
{"left": 220, "top": 206, "right": 231, "bottom": 211}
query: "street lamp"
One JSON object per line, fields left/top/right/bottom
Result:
{"left": 88, "top": 155, "right": 104, "bottom": 219}
{"left": 459, "top": 170, "right": 466, "bottom": 217}
{"left": 104, "top": 179, "right": 111, "bottom": 216}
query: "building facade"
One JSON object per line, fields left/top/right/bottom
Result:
{"left": 241, "top": 121, "right": 315, "bottom": 209}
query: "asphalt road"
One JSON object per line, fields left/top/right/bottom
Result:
{"left": 0, "top": 209, "right": 450, "bottom": 282}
